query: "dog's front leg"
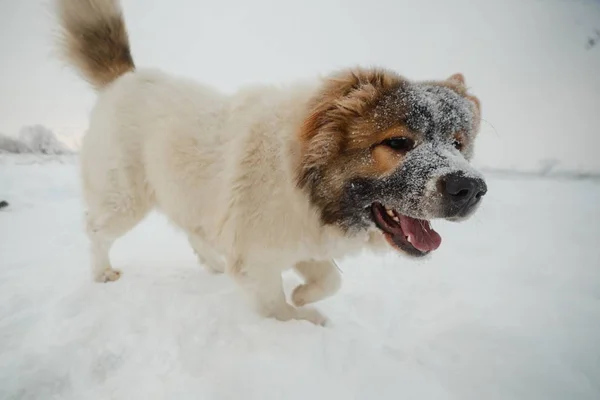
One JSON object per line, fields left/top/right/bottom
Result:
{"left": 229, "top": 258, "right": 328, "bottom": 326}
{"left": 292, "top": 259, "right": 342, "bottom": 307}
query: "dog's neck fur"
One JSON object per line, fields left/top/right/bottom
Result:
{"left": 263, "top": 81, "right": 384, "bottom": 262}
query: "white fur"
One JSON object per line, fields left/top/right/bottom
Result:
{"left": 81, "top": 68, "right": 386, "bottom": 324}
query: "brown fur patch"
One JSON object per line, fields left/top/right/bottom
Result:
{"left": 296, "top": 68, "right": 405, "bottom": 225}
{"left": 298, "top": 68, "right": 404, "bottom": 174}
{"left": 347, "top": 123, "right": 416, "bottom": 151}
{"left": 349, "top": 124, "right": 416, "bottom": 177}
{"left": 369, "top": 145, "right": 404, "bottom": 176}
{"left": 453, "top": 131, "right": 467, "bottom": 151}
{"left": 448, "top": 73, "right": 466, "bottom": 85}
{"left": 56, "top": 0, "right": 134, "bottom": 90}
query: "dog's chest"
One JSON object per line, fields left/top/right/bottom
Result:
{"left": 283, "top": 225, "right": 371, "bottom": 263}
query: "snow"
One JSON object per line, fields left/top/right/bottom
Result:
{"left": 1, "top": 156, "right": 599, "bottom": 399}
{"left": 0, "top": 134, "right": 32, "bottom": 154}
{"left": 18, "top": 125, "right": 73, "bottom": 155}
{"left": 0, "top": 126, "right": 74, "bottom": 155}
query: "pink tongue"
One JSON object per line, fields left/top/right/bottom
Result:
{"left": 399, "top": 215, "right": 442, "bottom": 252}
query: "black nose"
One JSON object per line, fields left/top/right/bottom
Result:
{"left": 441, "top": 172, "right": 487, "bottom": 208}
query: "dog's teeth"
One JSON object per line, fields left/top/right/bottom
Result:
{"left": 392, "top": 216, "right": 400, "bottom": 223}
{"left": 406, "top": 235, "right": 413, "bottom": 243}
{"left": 386, "top": 209, "right": 394, "bottom": 217}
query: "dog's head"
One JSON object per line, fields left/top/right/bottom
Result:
{"left": 298, "top": 68, "right": 487, "bottom": 257}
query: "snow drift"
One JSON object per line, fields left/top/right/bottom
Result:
{"left": 0, "top": 125, "right": 74, "bottom": 155}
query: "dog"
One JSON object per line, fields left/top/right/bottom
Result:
{"left": 54, "top": 0, "right": 487, "bottom": 325}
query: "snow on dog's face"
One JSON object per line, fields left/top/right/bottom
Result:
{"left": 298, "top": 68, "right": 487, "bottom": 257}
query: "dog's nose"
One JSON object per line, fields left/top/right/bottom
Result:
{"left": 441, "top": 172, "right": 487, "bottom": 207}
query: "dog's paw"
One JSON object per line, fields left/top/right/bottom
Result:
{"left": 295, "top": 307, "right": 329, "bottom": 326}
{"left": 291, "top": 283, "right": 313, "bottom": 307}
{"left": 94, "top": 268, "right": 122, "bottom": 283}
{"left": 292, "top": 283, "right": 335, "bottom": 308}
{"left": 268, "top": 304, "right": 328, "bottom": 326}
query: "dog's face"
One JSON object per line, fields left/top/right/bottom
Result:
{"left": 298, "top": 68, "right": 487, "bottom": 257}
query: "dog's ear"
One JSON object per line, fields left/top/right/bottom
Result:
{"left": 446, "top": 73, "right": 481, "bottom": 131}
{"left": 466, "top": 94, "right": 482, "bottom": 135}
{"left": 468, "top": 94, "right": 480, "bottom": 114}
{"left": 447, "top": 73, "right": 466, "bottom": 86}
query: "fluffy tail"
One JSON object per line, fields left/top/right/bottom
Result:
{"left": 55, "top": 0, "right": 135, "bottom": 90}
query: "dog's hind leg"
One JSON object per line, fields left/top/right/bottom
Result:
{"left": 291, "top": 259, "right": 342, "bottom": 307}
{"left": 188, "top": 233, "right": 225, "bottom": 274}
{"left": 86, "top": 201, "right": 150, "bottom": 283}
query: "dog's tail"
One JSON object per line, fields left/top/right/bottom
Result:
{"left": 55, "top": 0, "right": 135, "bottom": 90}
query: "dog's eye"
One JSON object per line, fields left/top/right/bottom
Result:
{"left": 383, "top": 137, "right": 415, "bottom": 152}
{"left": 453, "top": 139, "right": 463, "bottom": 151}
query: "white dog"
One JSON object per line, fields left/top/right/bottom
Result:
{"left": 55, "top": 0, "right": 487, "bottom": 325}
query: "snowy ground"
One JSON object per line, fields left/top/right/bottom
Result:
{"left": 1, "top": 156, "right": 599, "bottom": 400}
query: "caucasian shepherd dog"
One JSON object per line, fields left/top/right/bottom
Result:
{"left": 55, "top": 0, "right": 487, "bottom": 324}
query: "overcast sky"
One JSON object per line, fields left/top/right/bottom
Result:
{"left": 1, "top": 0, "right": 599, "bottom": 170}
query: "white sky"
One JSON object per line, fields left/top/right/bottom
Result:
{"left": 1, "top": 0, "right": 599, "bottom": 170}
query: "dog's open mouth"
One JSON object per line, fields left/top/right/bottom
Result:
{"left": 371, "top": 202, "right": 442, "bottom": 257}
